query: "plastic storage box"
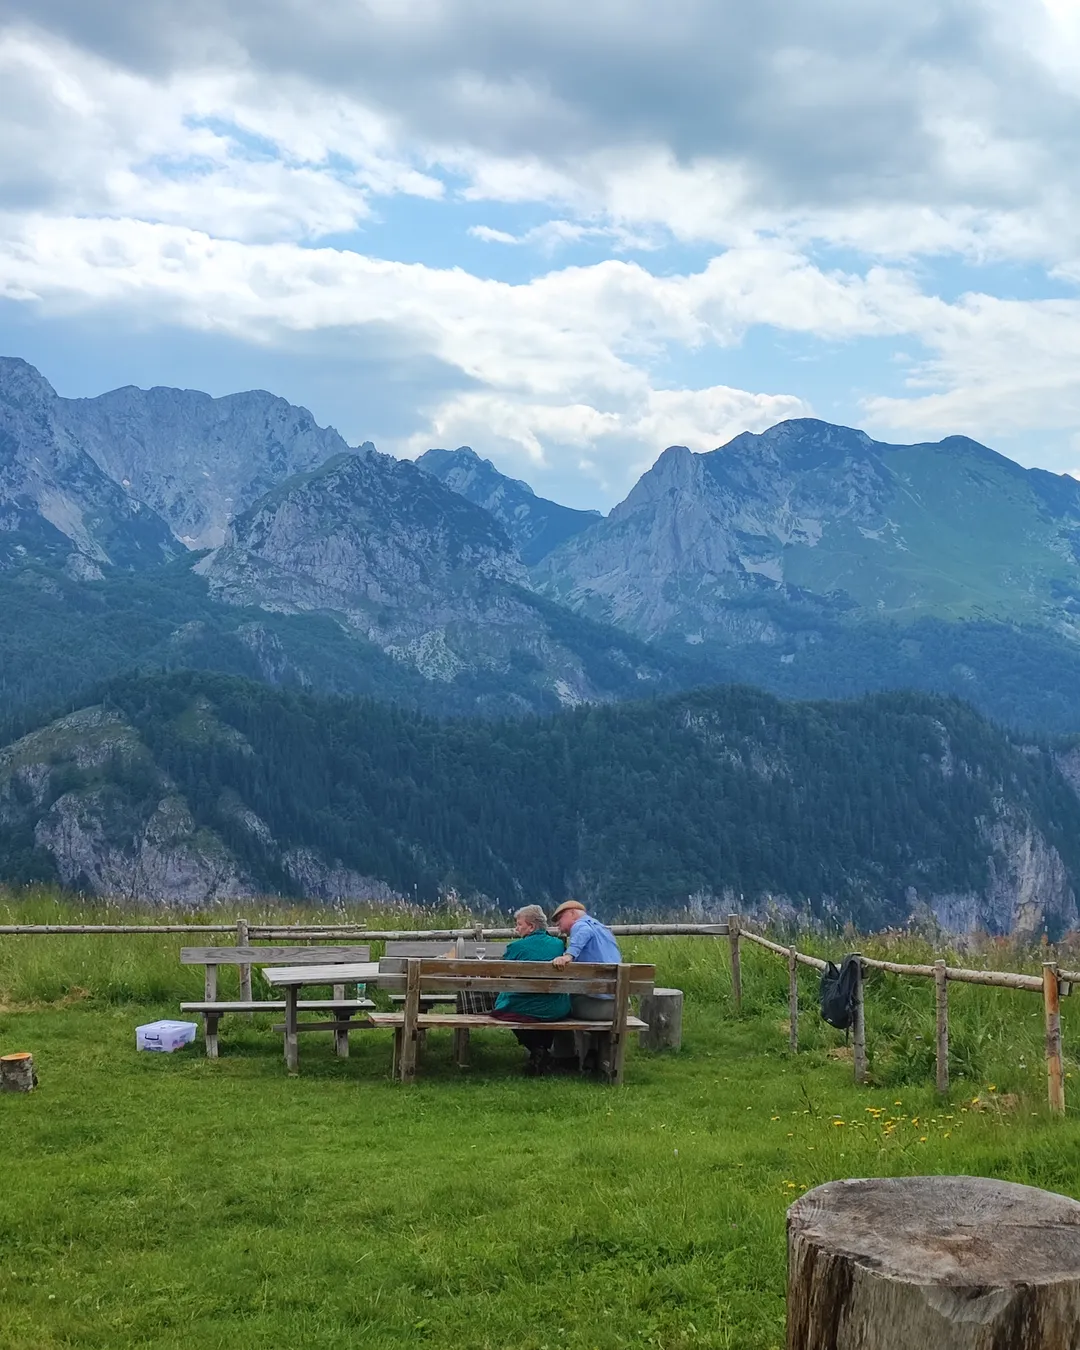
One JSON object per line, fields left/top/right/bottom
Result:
{"left": 136, "top": 1020, "right": 198, "bottom": 1053}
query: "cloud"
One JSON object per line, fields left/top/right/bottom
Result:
{"left": 0, "top": 28, "right": 442, "bottom": 241}
{"left": 10, "top": 0, "right": 1080, "bottom": 263}
{"left": 2, "top": 2, "right": 1080, "bottom": 502}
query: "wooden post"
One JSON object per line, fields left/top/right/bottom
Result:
{"left": 851, "top": 954, "right": 867, "bottom": 1085}
{"left": 203, "top": 962, "right": 220, "bottom": 1059}
{"left": 333, "top": 982, "right": 349, "bottom": 1059}
{"left": 787, "top": 1176, "right": 1080, "bottom": 1348}
{"left": 788, "top": 946, "right": 799, "bottom": 1053}
{"left": 638, "top": 988, "right": 683, "bottom": 1051}
{"left": 236, "top": 919, "right": 252, "bottom": 1009}
{"left": 728, "top": 914, "right": 742, "bottom": 1013}
{"left": 0, "top": 1052, "right": 36, "bottom": 1092}
{"left": 608, "top": 965, "right": 633, "bottom": 1085}
{"left": 399, "top": 958, "right": 421, "bottom": 1084}
{"left": 1044, "top": 961, "right": 1065, "bottom": 1116}
{"left": 453, "top": 1026, "right": 471, "bottom": 1068}
{"left": 934, "top": 959, "right": 949, "bottom": 1095}
{"left": 283, "top": 984, "right": 299, "bottom": 1074}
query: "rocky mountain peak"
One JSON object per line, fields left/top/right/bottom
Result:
{"left": 0, "top": 356, "right": 58, "bottom": 410}
{"left": 418, "top": 444, "right": 601, "bottom": 565}
{"left": 63, "top": 381, "right": 360, "bottom": 549}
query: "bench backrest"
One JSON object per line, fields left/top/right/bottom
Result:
{"left": 180, "top": 945, "right": 371, "bottom": 966}
{"left": 384, "top": 939, "right": 507, "bottom": 959}
{"left": 378, "top": 958, "right": 653, "bottom": 998}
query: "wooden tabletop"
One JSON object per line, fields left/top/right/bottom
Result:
{"left": 261, "top": 962, "right": 380, "bottom": 986}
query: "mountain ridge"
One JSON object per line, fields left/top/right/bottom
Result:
{"left": 417, "top": 445, "right": 601, "bottom": 564}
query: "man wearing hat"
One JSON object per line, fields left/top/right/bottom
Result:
{"left": 550, "top": 900, "right": 622, "bottom": 1070}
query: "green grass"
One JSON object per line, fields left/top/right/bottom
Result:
{"left": 3, "top": 900, "right": 1080, "bottom": 1349}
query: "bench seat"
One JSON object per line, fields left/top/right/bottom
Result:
{"left": 181, "top": 999, "right": 374, "bottom": 1014}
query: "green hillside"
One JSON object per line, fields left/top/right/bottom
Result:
{"left": 783, "top": 440, "right": 1080, "bottom": 625}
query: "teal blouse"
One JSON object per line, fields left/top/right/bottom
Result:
{"left": 493, "top": 930, "right": 572, "bottom": 1019}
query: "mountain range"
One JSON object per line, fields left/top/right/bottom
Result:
{"left": 7, "top": 354, "right": 1080, "bottom": 924}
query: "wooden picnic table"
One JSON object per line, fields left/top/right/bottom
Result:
{"left": 262, "top": 963, "right": 381, "bottom": 1072}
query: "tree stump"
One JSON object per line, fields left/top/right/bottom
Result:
{"left": 788, "top": 1176, "right": 1080, "bottom": 1349}
{"left": 0, "top": 1052, "right": 36, "bottom": 1092}
{"left": 638, "top": 988, "right": 683, "bottom": 1051}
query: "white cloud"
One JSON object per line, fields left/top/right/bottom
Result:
{"left": 2, "top": 3, "right": 1080, "bottom": 501}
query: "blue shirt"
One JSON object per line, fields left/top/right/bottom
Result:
{"left": 567, "top": 913, "right": 622, "bottom": 967}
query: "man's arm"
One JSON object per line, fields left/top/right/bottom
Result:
{"left": 552, "top": 922, "right": 587, "bottom": 968}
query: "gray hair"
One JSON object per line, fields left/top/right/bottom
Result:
{"left": 515, "top": 904, "right": 548, "bottom": 932}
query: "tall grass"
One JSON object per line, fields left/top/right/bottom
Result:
{"left": 2, "top": 888, "right": 1076, "bottom": 1103}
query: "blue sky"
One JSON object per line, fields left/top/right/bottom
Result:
{"left": 2, "top": 0, "right": 1080, "bottom": 510}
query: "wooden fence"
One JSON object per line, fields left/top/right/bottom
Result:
{"left": 726, "top": 914, "right": 1076, "bottom": 1115}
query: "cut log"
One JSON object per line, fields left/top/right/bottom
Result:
{"left": 1, "top": 1052, "right": 36, "bottom": 1092}
{"left": 638, "top": 988, "right": 683, "bottom": 1051}
{"left": 787, "top": 1176, "right": 1080, "bottom": 1349}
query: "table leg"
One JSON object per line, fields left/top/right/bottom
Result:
{"left": 284, "top": 984, "right": 299, "bottom": 1074}
{"left": 333, "top": 983, "right": 349, "bottom": 1059}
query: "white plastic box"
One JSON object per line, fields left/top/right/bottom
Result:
{"left": 136, "top": 1020, "right": 198, "bottom": 1053}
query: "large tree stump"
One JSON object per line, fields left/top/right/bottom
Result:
{"left": 788, "top": 1177, "right": 1080, "bottom": 1349}
{"left": 1, "top": 1052, "right": 36, "bottom": 1092}
{"left": 638, "top": 988, "right": 683, "bottom": 1051}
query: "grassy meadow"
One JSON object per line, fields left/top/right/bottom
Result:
{"left": 3, "top": 891, "right": 1080, "bottom": 1350}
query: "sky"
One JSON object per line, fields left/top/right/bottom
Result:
{"left": 2, "top": 1, "right": 1080, "bottom": 510}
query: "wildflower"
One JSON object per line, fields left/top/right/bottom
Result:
{"left": 919, "top": 1136, "right": 928, "bottom": 1143}
{"left": 832, "top": 1120, "right": 845, "bottom": 1127}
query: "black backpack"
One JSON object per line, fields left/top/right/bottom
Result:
{"left": 819, "top": 955, "right": 860, "bottom": 1031}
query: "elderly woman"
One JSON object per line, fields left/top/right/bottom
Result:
{"left": 491, "top": 904, "right": 571, "bottom": 1076}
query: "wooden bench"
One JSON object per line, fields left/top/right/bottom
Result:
{"left": 179, "top": 945, "right": 374, "bottom": 1058}
{"left": 373, "top": 958, "right": 653, "bottom": 1084}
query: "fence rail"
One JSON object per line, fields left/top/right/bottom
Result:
{"left": 0, "top": 921, "right": 729, "bottom": 939}
{"left": 734, "top": 916, "right": 1070, "bottom": 1115}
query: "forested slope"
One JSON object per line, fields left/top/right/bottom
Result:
{"left": 2, "top": 671, "right": 1077, "bottom": 932}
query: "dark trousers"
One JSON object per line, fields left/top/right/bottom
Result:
{"left": 491, "top": 1009, "right": 554, "bottom": 1054}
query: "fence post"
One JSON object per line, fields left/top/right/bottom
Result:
{"left": 1044, "top": 961, "right": 1065, "bottom": 1116}
{"left": 851, "top": 954, "right": 867, "bottom": 1085}
{"left": 788, "top": 946, "right": 799, "bottom": 1053}
{"left": 236, "top": 918, "right": 252, "bottom": 1010}
{"left": 728, "top": 914, "right": 742, "bottom": 1013}
{"left": 934, "top": 959, "right": 948, "bottom": 1095}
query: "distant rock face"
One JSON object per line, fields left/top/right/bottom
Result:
{"left": 0, "top": 357, "right": 181, "bottom": 570}
{"left": 200, "top": 449, "right": 669, "bottom": 701}
{"left": 417, "top": 446, "right": 601, "bottom": 564}
{"left": 0, "top": 704, "right": 407, "bottom": 905}
{"left": 202, "top": 448, "right": 524, "bottom": 641}
{"left": 534, "top": 419, "right": 1080, "bottom": 646}
{"left": 62, "top": 383, "right": 363, "bottom": 549}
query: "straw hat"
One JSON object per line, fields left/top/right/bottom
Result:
{"left": 551, "top": 899, "right": 586, "bottom": 919}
